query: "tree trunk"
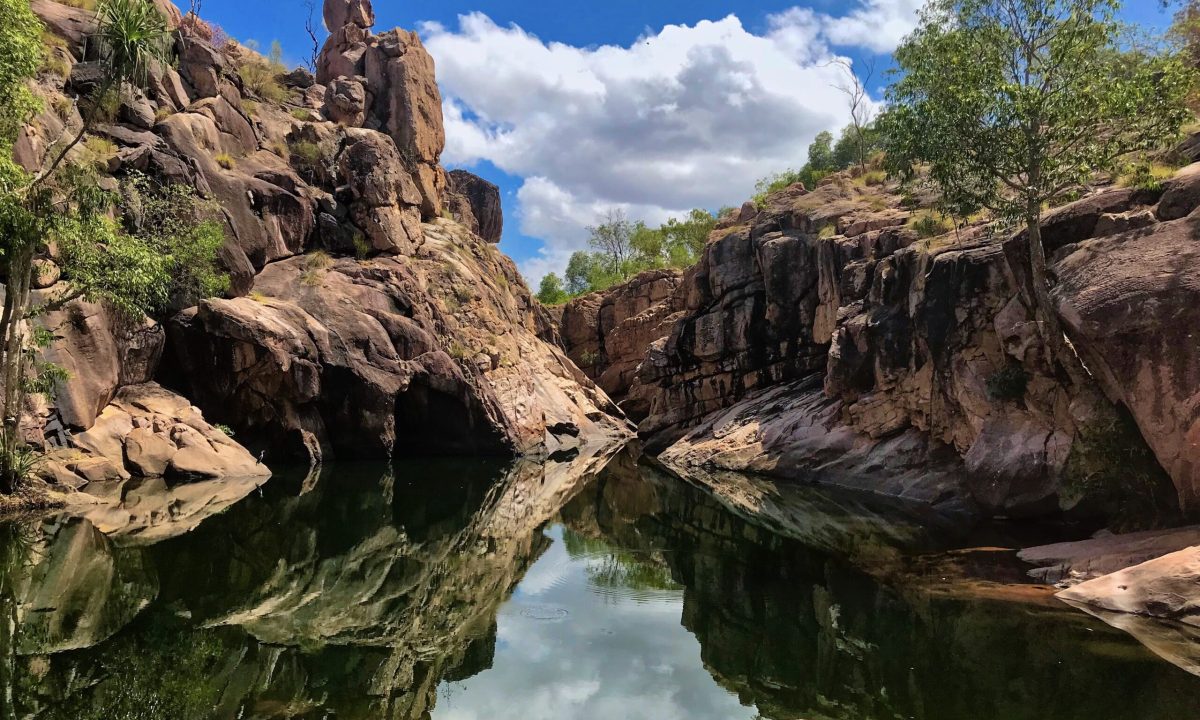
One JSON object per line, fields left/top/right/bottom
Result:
{"left": 1025, "top": 209, "right": 1088, "bottom": 388}
{"left": 0, "top": 248, "right": 35, "bottom": 493}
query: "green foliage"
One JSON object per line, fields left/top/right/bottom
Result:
{"left": 536, "top": 272, "right": 569, "bottom": 305}
{"left": 214, "top": 152, "right": 236, "bottom": 169}
{"left": 807, "top": 130, "right": 836, "bottom": 172}
{"left": 290, "top": 140, "right": 324, "bottom": 178}
{"left": 911, "top": 210, "right": 953, "bottom": 238}
{"left": 1119, "top": 160, "right": 1178, "bottom": 191}
{"left": 881, "top": 0, "right": 1196, "bottom": 225}
{"left": 0, "top": 0, "right": 45, "bottom": 148}
{"left": 986, "top": 364, "right": 1030, "bottom": 401}
{"left": 1064, "top": 408, "right": 1179, "bottom": 530}
{"left": 115, "top": 171, "right": 230, "bottom": 310}
{"left": 94, "top": 0, "right": 172, "bottom": 87}
{"left": 237, "top": 39, "right": 289, "bottom": 103}
{"left": 560, "top": 209, "right": 715, "bottom": 297}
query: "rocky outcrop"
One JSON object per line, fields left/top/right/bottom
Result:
{"left": 1058, "top": 546, "right": 1200, "bottom": 628}
{"left": 559, "top": 269, "right": 683, "bottom": 417}
{"left": 316, "top": 0, "right": 446, "bottom": 216}
{"left": 1052, "top": 212, "right": 1200, "bottom": 512}
{"left": 20, "top": 0, "right": 628, "bottom": 476}
{"left": 1020, "top": 525, "right": 1200, "bottom": 586}
{"left": 448, "top": 169, "right": 503, "bottom": 244}
{"left": 617, "top": 169, "right": 1198, "bottom": 518}
{"left": 34, "top": 383, "right": 267, "bottom": 492}
{"left": 168, "top": 221, "right": 630, "bottom": 464}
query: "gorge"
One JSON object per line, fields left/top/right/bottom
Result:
{"left": 2, "top": 0, "right": 1200, "bottom": 716}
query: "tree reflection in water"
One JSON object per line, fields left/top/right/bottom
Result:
{"left": 0, "top": 444, "right": 1195, "bottom": 720}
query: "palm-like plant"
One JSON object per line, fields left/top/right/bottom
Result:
{"left": 34, "top": 0, "right": 171, "bottom": 185}
{"left": 93, "top": 0, "right": 172, "bottom": 87}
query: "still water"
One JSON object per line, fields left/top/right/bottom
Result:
{"left": 0, "top": 446, "right": 1198, "bottom": 719}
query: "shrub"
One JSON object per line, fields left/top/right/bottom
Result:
{"left": 290, "top": 108, "right": 312, "bottom": 121}
{"left": 214, "top": 152, "right": 236, "bottom": 169}
{"left": 986, "top": 364, "right": 1029, "bottom": 402}
{"left": 352, "top": 232, "right": 371, "bottom": 260}
{"left": 303, "top": 249, "right": 331, "bottom": 270}
{"left": 860, "top": 170, "right": 887, "bottom": 186}
{"left": 153, "top": 105, "right": 172, "bottom": 122}
{"left": 291, "top": 140, "right": 323, "bottom": 177}
{"left": 911, "top": 210, "right": 952, "bottom": 238}
{"left": 82, "top": 136, "right": 117, "bottom": 171}
{"left": 1120, "top": 162, "right": 1177, "bottom": 193}
{"left": 237, "top": 40, "right": 288, "bottom": 103}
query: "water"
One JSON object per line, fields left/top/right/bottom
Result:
{"left": 0, "top": 446, "right": 1198, "bottom": 719}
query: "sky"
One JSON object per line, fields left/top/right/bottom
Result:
{"left": 192, "top": 0, "right": 1176, "bottom": 284}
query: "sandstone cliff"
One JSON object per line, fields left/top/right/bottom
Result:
{"left": 559, "top": 168, "right": 1200, "bottom": 520}
{"left": 19, "top": 0, "right": 629, "bottom": 485}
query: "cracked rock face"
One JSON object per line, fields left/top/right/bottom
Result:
{"left": 317, "top": 0, "right": 446, "bottom": 217}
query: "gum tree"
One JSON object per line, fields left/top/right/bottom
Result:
{"left": 882, "top": 0, "right": 1194, "bottom": 384}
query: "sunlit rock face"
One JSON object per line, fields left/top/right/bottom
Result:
{"left": 23, "top": 0, "right": 628, "bottom": 483}
{"left": 168, "top": 220, "right": 631, "bottom": 464}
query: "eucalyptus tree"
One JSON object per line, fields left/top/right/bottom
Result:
{"left": 882, "top": 0, "right": 1194, "bottom": 383}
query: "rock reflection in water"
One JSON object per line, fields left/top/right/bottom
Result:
{"left": 0, "top": 445, "right": 1197, "bottom": 720}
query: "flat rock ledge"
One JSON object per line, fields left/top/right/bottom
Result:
{"left": 35, "top": 383, "right": 270, "bottom": 508}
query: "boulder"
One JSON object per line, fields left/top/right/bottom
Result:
{"left": 447, "top": 169, "right": 503, "bottom": 243}
{"left": 323, "top": 76, "right": 367, "bottom": 126}
{"left": 70, "top": 383, "right": 268, "bottom": 481}
{"left": 1058, "top": 546, "right": 1200, "bottom": 628}
{"left": 1155, "top": 163, "right": 1200, "bottom": 221}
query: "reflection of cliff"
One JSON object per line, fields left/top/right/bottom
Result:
{"left": 562, "top": 459, "right": 1200, "bottom": 720}
{"left": 4, "top": 445, "right": 620, "bottom": 719}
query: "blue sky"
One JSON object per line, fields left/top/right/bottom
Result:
{"left": 194, "top": 0, "right": 1177, "bottom": 282}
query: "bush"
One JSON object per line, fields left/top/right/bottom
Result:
{"left": 291, "top": 140, "right": 324, "bottom": 178}
{"left": 236, "top": 40, "right": 288, "bottom": 103}
{"left": 214, "top": 152, "right": 236, "bottom": 169}
{"left": 911, "top": 210, "right": 952, "bottom": 238}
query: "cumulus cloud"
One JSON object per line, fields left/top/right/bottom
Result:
{"left": 422, "top": 1, "right": 922, "bottom": 282}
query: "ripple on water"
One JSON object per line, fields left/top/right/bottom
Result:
{"left": 557, "top": 548, "right": 684, "bottom": 607}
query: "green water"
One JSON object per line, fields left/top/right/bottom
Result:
{"left": 0, "top": 447, "right": 1197, "bottom": 719}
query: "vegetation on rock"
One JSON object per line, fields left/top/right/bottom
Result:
{"left": 881, "top": 0, "right": 1195, "bottom": 386}
{"left": 540, "top": 208, "right": 715, "bottom": 303}
{"left": 0, "top": 0, "right": 225, "bottom": 493}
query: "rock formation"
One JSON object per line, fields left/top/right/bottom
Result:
{"left": 17, "top": 0, "right": 630, "bottom": 483}
{"left": 447, "top": 169, "right": 504, "bottom": 244}
{"left": 316, "top": 0, "right": 446, "bottom": 217}
{"left": 557, "top": 167, "right": 1200, "bottom": 519}
{"left": 559, "top": 269, "right": 683, "bottom": 417}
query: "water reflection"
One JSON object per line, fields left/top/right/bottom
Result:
{"left": 0, "top": 445, "right": 1196, "bottom": 719}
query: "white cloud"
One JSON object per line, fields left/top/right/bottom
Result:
{"left": 822, "top": 0, "right": 926, "bottom": 53}
{"left": 422, "top": 2, "right": 922, "bottom": 283}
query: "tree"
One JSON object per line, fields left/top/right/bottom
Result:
{"left": 881, "top": 0, "right": 1194, "bottom": 385}
{"left": 536, "top": 273, "right": 569, "bottom": 305}
{"left": 0, "top": 0, "right": 224, "bottom": 492}
{"left": 586, "top": 208, "right": 634, "bottom": 279}
{"left": 807, "top": 131, "right": 836, "bottom": 173}
{"left": 829, "top": 58, "right": 876, "bottom": 173}
{"left": 564, "top": 252, "right": 598, "bottom": 296}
